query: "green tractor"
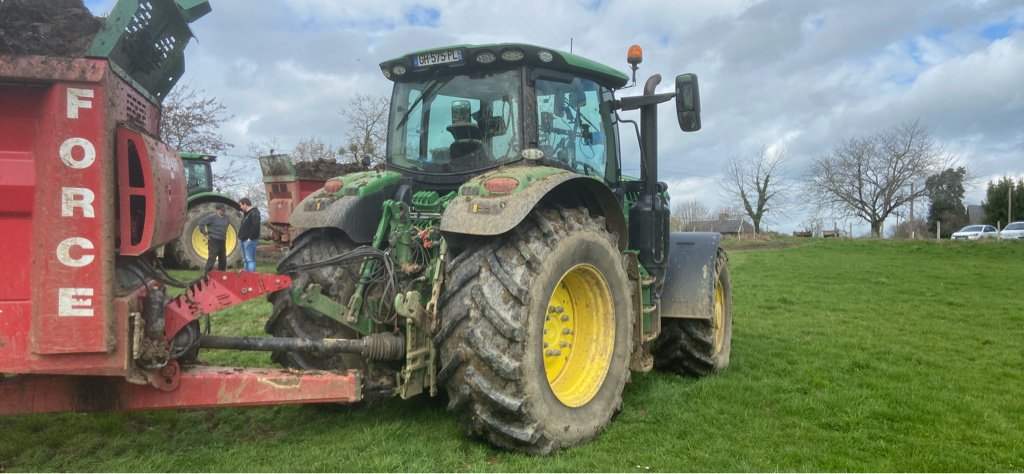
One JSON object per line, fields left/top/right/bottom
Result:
{"left": 165, "top": 152, "right": 243, "bottom": 269}
{"left": 268, "top": 43, "right": 732, "bottom": 454}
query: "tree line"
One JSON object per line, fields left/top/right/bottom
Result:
{"left": 680, "top": 119, "right": 1018, "bottom": 238}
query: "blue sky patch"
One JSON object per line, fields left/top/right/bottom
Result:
{"left": 981, "top": 21, "right": 1016, "bottom": 41}
{"left": 404, "top": 5, "right": 441, "bottom": 27}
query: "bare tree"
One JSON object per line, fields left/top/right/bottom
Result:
{"left": 721, "top": 143, "right": 791, "bottom": 234}
{"left": 670, "top": 198, "right": 711, "bottom": 231}
{"left": 805, "top": 120, "right": 952, "bottom": 237}
{"left": 340, "top": 93, "right": 389, "bottom": 166}
{"left": 292, "top": 136, "right": 341, "bottom": 163}
{"left": 160, "top": 83, "right": 232, "bottom": 155}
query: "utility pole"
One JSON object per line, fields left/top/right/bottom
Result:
{"left": 1010, "top": 186, "right": 1013, "bottom": 223}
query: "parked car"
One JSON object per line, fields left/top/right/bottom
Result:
{"left": 998, "top": 222, "right": 1024, "bottom": 240}
{"left": 951, "top": 225, "right": 999, "bottom": 240}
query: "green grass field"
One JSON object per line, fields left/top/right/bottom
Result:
{"left": 2, "top": 239, "right": 1022, "bottom": 472}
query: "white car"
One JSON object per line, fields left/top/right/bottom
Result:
{"left": 951, "top": 225, "right": 999, "bottom": 240}
{"left": 998, "top": 222, "right": 1024, "bottom": 240}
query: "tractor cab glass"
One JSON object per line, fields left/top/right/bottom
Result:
{"left": 182, "top": 159, "right": 212, "bottom": 194}
{"left": 388, "top": 70, "right": 521, "bottom": 174}
{"left": 533, "top": 75, "right": 613, "bottom": 181}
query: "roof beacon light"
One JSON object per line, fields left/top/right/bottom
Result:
{"left": 626, "top": 44, "right": 643, "bottom": 86}
{"left": 627, "top": 44, "right": 643, "bottom": 65}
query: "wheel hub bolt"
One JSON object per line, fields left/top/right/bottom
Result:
{"left": 545, "top": 349, "right": 563, "bottom": 357}
{"left": 562, "top": 328, "right": 573, "bottom": 335}
{"left": 560, "top": 341, "right": 568, "bottom": 348}
{"left": 561, "top": 315, "right": 570, "bottom": 322}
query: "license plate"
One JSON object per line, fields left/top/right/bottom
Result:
{"left": 413, "top": 49, "right": 463, "bottom": 68}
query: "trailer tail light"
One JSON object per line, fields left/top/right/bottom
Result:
{"left": 482, "top": 177, "right": 519, "bottom": 194}
{"left": 324, "top": 179, "right": 343, "bottom": 194}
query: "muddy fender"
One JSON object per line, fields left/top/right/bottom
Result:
{"left": 660, "top": 232, "right": 722, "bottom": 319}
{"left": 440, "top": 167, "right": 627, "bottom": 249}
{"left": 288, "top": 171, "right": 402, "bottom": 244}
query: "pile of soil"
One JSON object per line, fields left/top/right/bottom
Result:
{"left": 293, "top": 160, "right": 367, "bottom": 181}
{"left": 0, "top": 0, "right": 104, "bottom": 57}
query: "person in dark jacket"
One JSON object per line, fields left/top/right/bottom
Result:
{"left": 200, "top": 203, "right": 230, "bottom": 273}
{"left": 238, "top": 197, "right": 261, "bottom": 272}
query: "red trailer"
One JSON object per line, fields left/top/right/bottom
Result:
{"left": 259, "top": 154, "right": 327, "bottom": 246}
{"left": 258, "top": 154, "right": 364, "bottom": 247}
{"left": 0, "top": 0, "right": 362, "bottom": 415}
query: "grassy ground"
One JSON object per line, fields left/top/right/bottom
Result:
{"left": 2, "top": 239, "right": 1022, "bottom": 471}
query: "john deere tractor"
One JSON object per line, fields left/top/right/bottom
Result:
{"left": 267, "top": 43, "right": 732, "bottom": 454}
{"left": 165, "top": 152, "right": 242, "bottom": 269}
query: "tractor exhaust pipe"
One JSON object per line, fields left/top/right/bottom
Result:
{"left": 199, "top": 333, "right": 405, "bottom": 361}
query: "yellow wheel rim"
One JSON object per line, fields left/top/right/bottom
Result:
{"left": 543, "top": 264, "right": 615, "bottom": 408}
{"left": 191, "top": 224, "right": 237, "bottom": 260}
{"left": 712, "top": 279, "right": 725, "bottom": 353}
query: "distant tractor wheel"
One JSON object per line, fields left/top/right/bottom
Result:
{"left": 653, "top": 248, "right": 733, "bottom": 376}
{"left": 437, "top": 207, "right": 632, "bottom": 455}
{"left": 265, "top": 229, "right": 365, "bottom": 372}
{"left": 168, "top": 202, "right": 242, "bottom": 270}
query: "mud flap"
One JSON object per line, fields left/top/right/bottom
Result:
{"left": 660, "top": 232, "right": 722, "bottom": 319}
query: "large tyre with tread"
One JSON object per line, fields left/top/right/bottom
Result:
{"left": 167, "top": 202, "right": 242, "bottom": 270}
{"left": 653, "top": 248, "right": 732, "bottom": 376}
{"left": 265, "top": 229, "right": 365, "bottom": 372}
{"left": 436, "top": 207, "right": 632, "bottom": 455}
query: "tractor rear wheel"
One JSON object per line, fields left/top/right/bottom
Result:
{"left": 436, "top": 207, "right": 632, "bottom": 454}
{"left": 167, "top": 202, "right": 242, "bottom": 270}
{"left": 265, "top": 229, "right": 365, "bottom": 372}
{"left": 653, "top": 248, "right": 733, "bottom": 376}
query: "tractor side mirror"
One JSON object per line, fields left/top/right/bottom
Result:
{"left": 675, "top": 73, "right": 701, "bottom": 132}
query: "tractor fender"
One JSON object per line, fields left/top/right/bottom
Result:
{"left": 187, "top": 191, "right": 241, "bottom": 211}
{"left": 288, "top": 170, "right": 403, "bottom": 244}
{"left": 439, "top": 167, "right": 628, "bottom": 249}
{"left": 660, "top": 232, "right": 722, "bottom": 319}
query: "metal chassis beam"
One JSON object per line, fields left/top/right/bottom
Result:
{"left": 0, "top": 366, "right": 361, "bottom": 415}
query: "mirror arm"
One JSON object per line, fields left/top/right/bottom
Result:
{"left": 614, "top": 92, "right": 676, "bottom": 111}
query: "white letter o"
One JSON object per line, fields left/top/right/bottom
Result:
{"left": 60, "top": 138, "right": 96, "bottom": 169}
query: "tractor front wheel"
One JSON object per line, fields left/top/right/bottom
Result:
{"left": 437, "top": 207, "right": 632, "bottom": 454}
{"left": 653, "top": 248, "right": 733, "bottom": 376}
{"left": 265, "top": 228, "right": 365, "bottom": 372}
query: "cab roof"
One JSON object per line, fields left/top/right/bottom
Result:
{"left": 380, "top": 43, "right": 629, "bottom": 89}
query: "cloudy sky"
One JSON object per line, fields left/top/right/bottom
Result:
{"left": 85, "top": 0, "right": 1024, "bottom": 234}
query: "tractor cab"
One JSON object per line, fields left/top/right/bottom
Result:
{"left": 381, "top": 44, "right": 630, "bottom": 189}
{"left": 179, "top": 152, "right": 216, "bottom": 195}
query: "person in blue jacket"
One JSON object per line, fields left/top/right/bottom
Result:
{"left": 238, "top": 197, "right": 261, "bottom": 272}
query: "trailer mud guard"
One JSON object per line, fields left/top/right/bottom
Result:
{"left": 660, "top": 232, "right": 722, "bottom": 319}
